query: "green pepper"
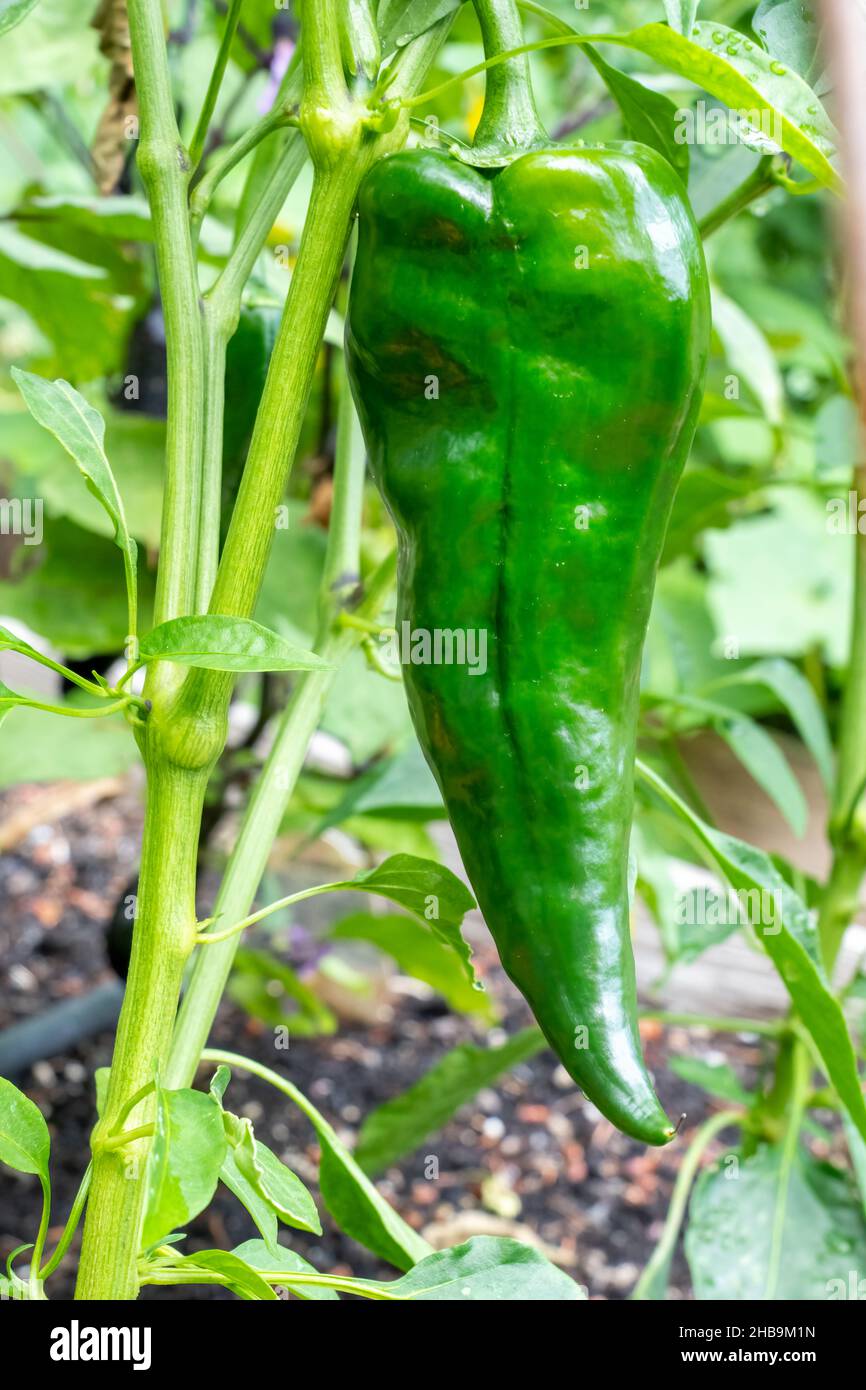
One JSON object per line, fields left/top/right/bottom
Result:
{"left": 346, "top": 3, "right": 710, "bottom": 1143}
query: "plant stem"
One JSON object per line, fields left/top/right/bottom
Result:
{"left": 127, "top": 0, "right": 204, "bottom": 633}
{"left": 190, "top": 105, "right": 292, "bottom": 239}
{"left": 40, "top": 1164, "right": 91, "bottom": 1281}
{"left": 631, "top": 1108, "right": 741, "bottom": 1299}
{"left": 30, "top": 1175, "right": 51, "bottom": 1300}
{"left": 641, "top": 1010, "right": 784, "bottom": 1038}
{"left": 75, "top": 759, "right": 212, "bottom": 1300}
{"left": 189, "top": 0, "right": 244, "bottom": 171}
{"left": 195, "top": 880, "right": 344, "bottom": 945}
{"left": 102, "top": 1125, "right": 156, "bottom": 1151}
{"left": 166, "top": 551, "right": 396, "bottom": 1088}
{"left": 764, "top": 1040, "right": 809, "bottom": 1299}
{"left": 195, "top": 308, "right": 229, "bottom": 613}
{"left": 206, "top": 167, "right": 364, "bottom": 629}
{"left": 697, "top": 156, "right": 777, "bottom": 239}
{"left": 472, "top": 0, "right": 546, "bottom": 153}
{"left": 816, "top": 1, "right": 866, "bottom": 976}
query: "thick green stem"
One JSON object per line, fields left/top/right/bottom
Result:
{"left": 128, "top": 0, "right": 204, "bottom": 632}
{"left": 472, "top": 0, "right": 546, "bottom": 153}
{"left": 207, "top": 167, "right": 364, "bottom": 629}
{"left": 75, "top": 756, "right": 214, "bottom": 1299}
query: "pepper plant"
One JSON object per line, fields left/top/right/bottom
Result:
{"left": 0, "top": 0, "right": 863, "bottom": 1304}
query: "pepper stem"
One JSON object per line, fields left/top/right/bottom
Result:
{"left": 471, "top": 0, "right": 547, "bottom": 155}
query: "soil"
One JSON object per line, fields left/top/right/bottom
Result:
{"left": 0, "top": 784, "right": 775, "bottom": 1302}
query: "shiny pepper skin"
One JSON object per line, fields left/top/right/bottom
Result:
{"left": 346, "top": 142, "right": 710, "bottom": 1144}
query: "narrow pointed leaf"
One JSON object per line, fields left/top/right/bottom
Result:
{"left": 638, "top": 761, "right": 866, "bottom": 1142}
{"left": 10, "top": 369, "right": 137, "bottom": 618}
{"left": 139, "top": 615, "right": 331, "bottom": 672}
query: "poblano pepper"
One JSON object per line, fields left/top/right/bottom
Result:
{"left": 346, "top": 2, "right": 710, "bottom": 1144}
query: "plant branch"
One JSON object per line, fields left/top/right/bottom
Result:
{"left": 631, "top": 1108, "right": 741, "bottom": 1299}
{"left": 189, "top": 0, "right": 244, "bottom": 170}
{"left": 640, "top": 1009, "right": 785, "bottom": 1038}
{"left": 816, "top": 0, "right": 866, "bottom": 975}
{"left": 127, "top": 0, "right": 204, "bottom": 636}
{"left": 39, "top": 1164, "right": 91, "bottom": 1281}
{"left": 166, "top": 550, "right": 396, "bottom": 1086}
{"left": 190, "top": 103, "right": 294, "bottom": 238}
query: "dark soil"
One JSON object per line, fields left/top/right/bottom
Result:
{"left": 0, "top": 785, "right": 770, "bottom": 1301}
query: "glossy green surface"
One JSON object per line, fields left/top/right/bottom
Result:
{"left": 346, "top": 144, "right": 710, "bottom": 1144}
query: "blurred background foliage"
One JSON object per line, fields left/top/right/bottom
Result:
{"left": 0, "top": 0, "right": 855, "bottom": 1010}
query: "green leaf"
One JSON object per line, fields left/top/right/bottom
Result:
{"left": 315, "top": 740, "right": 445, "bottom": 834}
{"left": 686, "top": 1145, "right": 866, "bottom": 1299}
{"left": 10, "top": 371, "right": 137, "bottom": 627}
{"left": 228, "top": 1118, "right": 322, "bottom": 1235}
{"left": 669, "top": 1055, "right": 756, "bottom": 1105}
{"left": 518, "top": 4, "right": 687, "bottom": 175}
{"left": 232, "top": 1239, "right": 339, "bottom": 1300}
{"left": 355, "top": 1028, "right": 546, "bottom": 1175}
{"left": 176, "top": 1248, "right": 278, "bottom": 1300}
{"left": 1, "top": 408, "right": 166, "bottom": 551}
{"left": 713, "top": 711, "right": 808, "bottom": 837}
{"left": 712, "top": 288, "right": 784, "bottom": 427}
{"left": 219, "top": 1147, "right": 280, "bottom": 1252}
{"left": 138, "top": 615, "right": 330, "bottom": 672}
{"left": 142, "top": 1087, "right": 227, "bottom": 1249}
{"left": 201, "top": 1051, "right": 432, "bottom": 1270}
{"left": 0, "top": 1077, "right": 50, "bottom": 1178}
{"left": 706, "top": 657, "right": 834, "bottom": 791}
{"left": 0, "top": 0, "right": 99, "bottom": 97}
{"left": 317, "top": 1120, "right": 432, "bottom": 1271}
{"left": 704, "top": 488, "right": 853, "bottom": 667}
{"left": 331, "top": 912, "right": 495, "bottom": 1019}
{"left": 663, "top": 1, "right": 698, "bottom": 35}
{"left": 343, "top": 854, "right": 477, "bottom": 986}
{"left": 20, "top": 193, "right": 152, "bottom": 243}
{"left": 753, "top": 0, "right": 819, "bottom": 80}
{"left": 208, "top": 1066, "right": 231, "bottom": 1103}
{"left": 639, "top": 760, "right": 866, "bottom": 1143}
{"left": 586, "top": 44, "right": 687, "bottom": 177}
{"left": 351, "top": 1235, "right": 584, "bottom": 1301}
{"left": 632, "top": 817, "right": 681, "bottom": 962}
{"left": 615, "top": 20, "right": 840, "bottom": 190}
{"left": 379, "top": 0, "right": 460, "bottom": 50}
{"left": 0, "top": 680, "right": 33, "bottom": 729}
{"left": 228, "top": 947, "right": 337, "bottom": 1037}
{"left": 0, "top": 0, "right": 40, "bottom": 36}
{"left": 0, "top": 225, "right": 131, "bottom": 378}
{"left": 652, "top": 691, "right": 808, "bottom": 835}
